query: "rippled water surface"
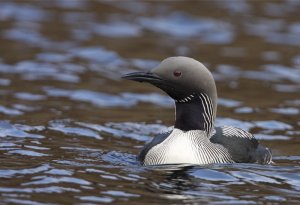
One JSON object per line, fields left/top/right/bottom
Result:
{"left": 1, "top": 1, "right": 300, "bottom": 204}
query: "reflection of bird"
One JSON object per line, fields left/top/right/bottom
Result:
{"left": 123, "top": 57, "right": 272, "bottom": 165}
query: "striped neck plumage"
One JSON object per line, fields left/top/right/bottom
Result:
{"left": 174, "top": 93, "right": 214, "bottom": 135}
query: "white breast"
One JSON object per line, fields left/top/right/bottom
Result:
{"left": 144, "top": 129, "right": 232, "bottom": 165}
{"left": 161, "top": 131, "right": 200, "bottom": 164}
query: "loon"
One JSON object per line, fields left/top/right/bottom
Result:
{"left": 122, "top": 56, "right": 272, "bottom": 166}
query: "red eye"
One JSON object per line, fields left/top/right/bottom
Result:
{"left": 173, "top": 70, "right": 182, "bottom": 77}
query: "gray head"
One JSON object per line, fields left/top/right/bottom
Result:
{"left": 123, "top": 56, "right": 218, "bottom": 133}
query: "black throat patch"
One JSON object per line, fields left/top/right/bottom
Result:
{"left": 174, "top": 93, "right": 214, "bottom": 133}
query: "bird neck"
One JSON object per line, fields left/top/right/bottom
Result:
{"left": 174, "top": 94, "right": 215, "bottom": 134}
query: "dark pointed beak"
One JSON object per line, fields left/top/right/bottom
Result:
{"left": 122, "top": 72, "right": 163, "bottom": 84}
{"left": 122, "top": 71, "right": 182, "bottom": 100}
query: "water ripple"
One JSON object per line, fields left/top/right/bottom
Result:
{"left": 78, "top": 196, "right": 113, "bottom": 203}
{"left": 189, "top": 168, "right": 238, "bottom": 182}
{"left": 103, "top": 190, "right": 139, "bottom": 198}
{"left": 43, "top": 87, "right": 136, "bottom": 107}
{"left": 218, "top": 98, "right": 242, "bottom": 108}
{"left": 270, "top": 107, "right": 300, "bottom": 115}
{"left": 121, "top": 92, "right": 173, "bottom": 107}
{"left": 23, "top": 176, "right": 91, "bottom": 186}
{"left": 93, "top": 21, "right": 141, "bottom": 38}
{"left": 138, "top": 12, "right": 234, "bottom": 44}
{"left": 0, "top": 121, "right": 44, "bottom": 139}
{"left": 254, "top": 120, "right": 292, "bottom": 130}
{"left": 229, "top": 170, "right": 280, "bottom": 184}
{"left": 8, "top": 149, "right": 49, "bottom": 157}
{"left": 0, "top": 186, "right": 80, "bottom": 194}
{"left": 14, "top": 92, "right": 46, "bottom": 101}
{"left": 78, "top": 121, "right": 169, "bottom": 142}
{"left": 215, "top": 118, "right": 254, "bottom": 132}
{"left": 4, "top": 198, "right": 54, "bottom": 205}
{"left": 49, "top": 120, "right": 102, "bottom": 140}
{"left": 0, "top": 2, "right": 50, "bottom": 22}
{"left": 45, "top": 169, "right": 73, "bottom": 176}
{"left": 70, "top": 46, "right": 119, "bottom": 64}
{"left": 0, "top": 164, "right": 50, "bottom": 178}
{"left": 0, "top": 105, "right": 23, "bottom": 116}
{"left": 0, "top": 1, "right": 299, "bottom": 204}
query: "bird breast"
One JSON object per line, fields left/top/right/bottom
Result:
{"left": 143, "top": 129, "right": 233, "bottom": 165}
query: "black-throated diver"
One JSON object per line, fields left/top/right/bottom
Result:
{"left": 122, "top": 56, "right": 272, "bottom": 165}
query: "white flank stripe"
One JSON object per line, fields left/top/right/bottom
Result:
{"left": 199, "top": 94, "right": 213, "bottom": 134}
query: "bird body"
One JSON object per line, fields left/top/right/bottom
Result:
{"left": 123, "top": 56, "right": 272, "bottom": 165}
{"left": 140, "top": 128, "right": 233, "bottom": 165}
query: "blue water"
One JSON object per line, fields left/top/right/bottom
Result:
{"left": 0, "top": 1, "right": 300, "bottom": 204}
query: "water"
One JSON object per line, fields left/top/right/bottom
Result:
{"left": 0, "top": 1, "right": 300, "bottom": 204}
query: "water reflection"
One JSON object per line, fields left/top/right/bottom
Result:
{"left": 0, "top": 0, "right": 300, "bottom": 204}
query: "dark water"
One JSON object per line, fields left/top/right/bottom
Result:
{"left": 0, "top": 1, "right": 300, "bottom": 204}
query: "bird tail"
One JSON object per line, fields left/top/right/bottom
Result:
{"left": 255, "top": 145, "right": 273, "bottom": 164}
